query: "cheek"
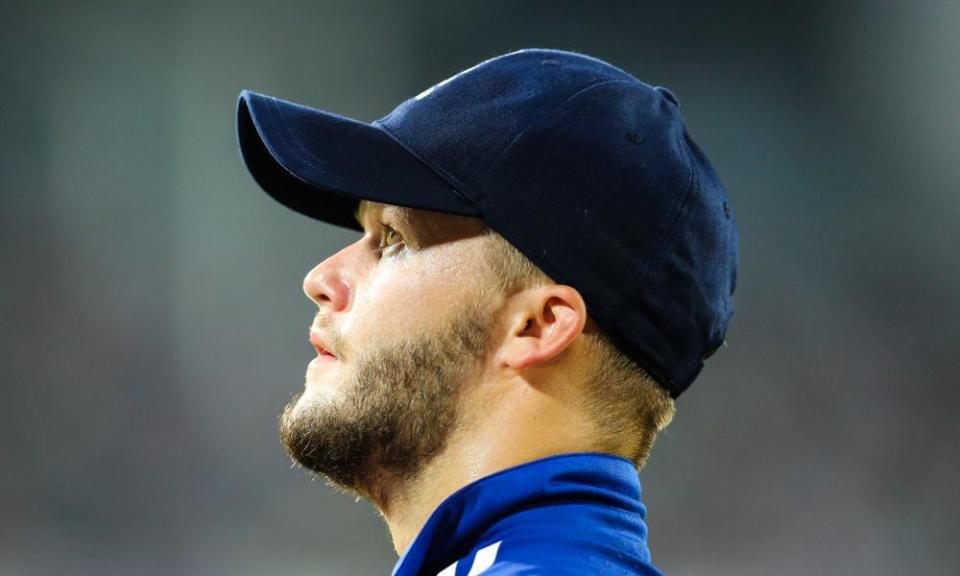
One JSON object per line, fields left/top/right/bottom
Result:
{"left": 347, "top": 252, "right": 478, "bottom": 336}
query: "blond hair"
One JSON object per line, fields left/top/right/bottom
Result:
{"left": 479, "top": 230, "right": 675, "bottom": 469}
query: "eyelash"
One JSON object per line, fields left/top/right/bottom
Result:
{"left": 375, "top": 223, "right": 405, "bottom": 256}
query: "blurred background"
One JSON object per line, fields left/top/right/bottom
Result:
{"left": 2, "top": 0, "right": 958, "bottom": 574}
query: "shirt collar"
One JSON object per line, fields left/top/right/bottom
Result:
{"left": 391, "top": 451, "right": 647, "bottom": 576}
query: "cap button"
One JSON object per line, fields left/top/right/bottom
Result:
{"left": 654, "top": 85, "right": 680, "bottom": 107}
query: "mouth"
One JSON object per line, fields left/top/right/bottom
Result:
{"left": 309, "top": 329, "right": 338, "bottom": 360}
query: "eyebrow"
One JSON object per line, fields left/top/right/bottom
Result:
{"left": 353, "top": 202, "right": 413, "bottom": 230}
{"left": 352, "top": 201, "right": 384, "bottom": 229}
{"left": 352, "top": 202, "right": 368, "bottom": 228}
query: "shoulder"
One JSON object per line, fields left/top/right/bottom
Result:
{"left": 433, "top": 537, "right": 666, "bottom": 576}
{"left": 478, "top": 560, "right": 666, "bottom": 576}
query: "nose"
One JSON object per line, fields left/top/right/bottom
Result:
{"left": 303, "top": 244, "right": 355, "bottom": 312}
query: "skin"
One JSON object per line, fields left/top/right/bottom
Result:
{"left": 285, "top": 199, "right": 617, "bottom": 556}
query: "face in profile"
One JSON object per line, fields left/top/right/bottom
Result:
{"left": 279, "top": 201, "right": 499, "bottom": 497}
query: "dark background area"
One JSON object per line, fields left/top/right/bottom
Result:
{"left": 2, "top": 1, "right": 958, "bottom": 574}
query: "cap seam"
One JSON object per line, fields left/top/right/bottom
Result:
{"left": 649, "top": 161, "right": 700, "bottom": 393}
{"left": 263, "top": 97, "right": 317, "bottom": 170}
{"left": 636, "top": 129, "right": 697, "bottom": 287}
{"left": 264, "top": 97, "right": 351, "bottom": 177}
{"left": 257, "top": 97, "right": 366, "bottom": 201}
{"left": 270, "top": 97, "right": 332, "bottom": 171}
{"left": 623, "top": 132, "right": 698, "bottom": 396}
{"left": 491, "top": 78, "right": 639, "bottom": 168}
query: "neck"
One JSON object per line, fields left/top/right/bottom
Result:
{"left": 372, "top": 374, "right": 613, "bottom": 556}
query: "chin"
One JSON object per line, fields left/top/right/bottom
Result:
{"left": 302, "top": 365, "right": 347, "bottom": 407}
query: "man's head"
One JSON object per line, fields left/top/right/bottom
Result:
{"left": 237, "top": 47, "right": 737, "bottom": 498}
{"left": 279, "top": 200, "right": 675, "bottom": 500}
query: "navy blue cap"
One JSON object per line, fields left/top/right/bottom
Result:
{"left": 236, "top": 48, "right": 738, "bottom": 398}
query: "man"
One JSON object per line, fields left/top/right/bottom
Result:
{"left": 236, "top": 48, "right": 737, "bottom": 575}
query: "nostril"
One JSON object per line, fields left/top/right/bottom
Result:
{"left": 312, "top": 274, "right": 351, "bottom": 312}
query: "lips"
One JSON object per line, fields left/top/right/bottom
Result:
{"left": 309, "top": 329, "right": 337, "bottom": 359}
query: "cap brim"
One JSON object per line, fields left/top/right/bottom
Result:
{"left": 236, "top": 89, "right": 477, "bottom": 231}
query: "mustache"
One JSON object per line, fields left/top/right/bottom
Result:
{"left": 311, "top": 313, "right": 346, "bottom": 360}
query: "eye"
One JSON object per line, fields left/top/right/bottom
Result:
{"left": 376, "top": 223, "right": 405, "bottom": 256}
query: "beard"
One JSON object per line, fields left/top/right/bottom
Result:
{"left": 278, "top": 298, "right": 496, "bottom": 501}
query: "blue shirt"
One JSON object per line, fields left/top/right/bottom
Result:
{"left": 391, "top": 452, "right": 666, "bottom": 576}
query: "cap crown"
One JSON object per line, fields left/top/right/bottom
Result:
{"left": 372, "top": 49, "right": 738, "bottom": 396}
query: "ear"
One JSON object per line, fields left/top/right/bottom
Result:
{"left": 495, "top": 285, "right": 587, "bottom": 371}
